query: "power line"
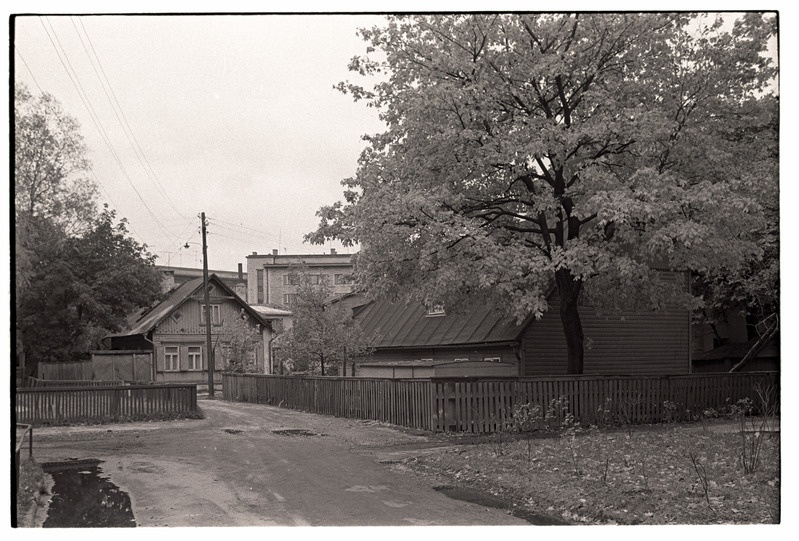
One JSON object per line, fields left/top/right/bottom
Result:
{"left": 16, "top": 40, "right": 150, "bottom": 247}
{"left": 205, "top": 220, "right": 280, "bottom": 244}
{"left": 14, "top": 46, "right": 45, "bottom": 94}
{"left": 72, "top": 17, "right": 189, "bottom": 222}
{"left": 88, "top": 169, "right": 149, "bottom": 245}
{"left": 39, "top": 17, "right": 178, "bottom": 246}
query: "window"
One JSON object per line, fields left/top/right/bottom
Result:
{"left": 200, "top": 304, "right": 221, "bottom": 325}
{"left": 283, "top": 274, "right": 300, "bottom": 286}
{"left": 283, "top": 293, "right": 298, "bottom": 305}
{"left": 334, "top": 274, "right": 354, "bottom": 285}
{"left": 484, "top": 357, "right": 501, "bottom": 363}
{"left": 454, "top": 357, "right": 469, "bottom": 362}
{"left": 164, "top": 346, "right": 179, "bottom": 371}
{"left": 187, "top": 346, "right": 203, "bottom": 370}
{"left": 308, "top": 274, "right": 321, "bottom": 285}
{"left": 256, "top": 269, "right": 264, "bottom": 304}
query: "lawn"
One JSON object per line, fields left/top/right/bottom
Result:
{"left": 403, "top": 418, "right": 780, "bottom": 525}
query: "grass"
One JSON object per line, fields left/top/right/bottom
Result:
{"left": 403, "top": 420, "right": 780, "bottom": 524}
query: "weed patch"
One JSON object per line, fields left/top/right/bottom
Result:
{"left": 406, "top": 420, "right": 779, "bottom": 524}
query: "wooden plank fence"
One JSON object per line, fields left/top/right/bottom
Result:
{"left": 223, "top": 372, "right": 778, "bottom": 434}
{"left": 223, "top": 375, "right": 435, "bottom": 430}
{"left": 15, "top": 384, "right": 198, "bottom": 425}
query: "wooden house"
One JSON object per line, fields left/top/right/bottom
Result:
{"left": 352, "top": 271, "right": 691, "bottom": 378}
{"left": 102, "top": 274, "right": 274, "bottom": 383}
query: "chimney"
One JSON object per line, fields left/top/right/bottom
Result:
{"left": 330, "top": 248, "right": 337, "bottom": 255}
{"left": 237, "top": 263, "right": 243, "bottom": 281}
{"left": 272, "top": 249, "right": 278, "bottom": 256}
{"left": 251, "top": 251, "right": 257, "bottom": 256}
{"left": 161, "top": 270, "right": 175, "bottom": 293}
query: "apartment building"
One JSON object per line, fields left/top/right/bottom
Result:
{"left": 246, "top": 249, "right": 355, "bottom": 308}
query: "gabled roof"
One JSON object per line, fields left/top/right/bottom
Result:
{"left": 107, "top": 274, "right": 269, "bottom": 339}
{"left": 353, "top": 299, "right": 530, "bottom": 349}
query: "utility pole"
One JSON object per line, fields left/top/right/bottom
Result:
{"left": 201, "top": 212, "right": 215, "bottom": 397}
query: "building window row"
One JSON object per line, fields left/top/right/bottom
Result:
{"left": 163, "top": 345, "right": 204, "bottom": 371}
{"left": 283, "top": 274, "right": 325, "bottom": 286}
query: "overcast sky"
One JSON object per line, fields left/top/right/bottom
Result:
{"left": 13, "top": 13, "right": 388, "bottom": 271}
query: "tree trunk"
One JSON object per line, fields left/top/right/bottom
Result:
{"left": 555, "top": 268, "right": 584, "bottom": 374}
{"left": 729, "top": 317, "right": 778, "bottom": 373}
{"left": 320, "top": 353, "right": 325, "bottom": 376}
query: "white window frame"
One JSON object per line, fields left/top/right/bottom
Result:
{"left": 187, "top": 346, "right": 203, "bottom": 370}
{"left": 200, "top": 304, "right": 221, "bottom": 325}
{"left": 454, "top": 357, "right": 469, "bottom": 362}
{"left": 426, "top": 304, "right": 446, "bottom": 317}
{"left": 164, "top": 346, "right": 179, "bottom": 371}
{"left": 484, "top": 357, "right": 501, "bottom": 363}
{"left": 283, "top": 293, "right": 298, "bottom": 305}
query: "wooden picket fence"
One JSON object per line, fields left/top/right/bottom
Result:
{"left": 223, "top": 372, "right": 778, "bottom": 434}
{"left": 15, "top": 384, "right": 198, "bottom": 425}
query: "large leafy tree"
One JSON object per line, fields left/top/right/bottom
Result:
{"left": 15, "top": 84, "right": 163, "bottom": 373}
{"left": 309, "top": 14, "right": 778, "bottom": 373}
{"left": 15, "top": 84, "right": 98, "bottom": 286}
{"left": 275, "top": 268, "right": 373, "bottom": 376}
{"left": 17, "top": 207, "right": 164, "bottom": 367}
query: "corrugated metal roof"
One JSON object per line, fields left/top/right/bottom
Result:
{"left": 107, "top": 274, "right": 268, "bottom": 339}
{"left": 355, "top": 299, "right": 528, "bottom": 349}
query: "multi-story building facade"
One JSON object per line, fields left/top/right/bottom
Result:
{"left": 246, "top": 249, "right": 355, "bottom": 308}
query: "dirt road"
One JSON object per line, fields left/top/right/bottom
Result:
{"left": 31, "top": 398, "right": 528, "bottom": 527}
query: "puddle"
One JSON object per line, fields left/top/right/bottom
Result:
{"left": 272, "top": 428, "right": 323, "bottom": 437}
{"left": 42, "top": 461, "right": 136, "bottom": 527}
{"left": 434, "top": 485, "right": 569, "bottom": 525}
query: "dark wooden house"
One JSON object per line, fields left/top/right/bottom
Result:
{"left": 352, "top": 271, "right": 691, "bottom": 378}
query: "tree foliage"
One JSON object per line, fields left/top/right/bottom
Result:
{"left": 14, "top": 84, "right": 163, "bottom": 372}
{"left": 15, "top": 83, "right": 99, "bottom": 290}
{"left": 309, "top": 13, "right": 778, "bottom": 373}
{"left": 219, "top": 309, "right": 263, "bottom": 374}
{"left": 17, "top": 207, "right": 164, "bottom": 366}
{"left": 274, "top": 268, "right": 373, "bottom": 376}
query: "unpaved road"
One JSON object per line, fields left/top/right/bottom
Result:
{"left": 31, "top": 398, "right": 529, "bottom": 527}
